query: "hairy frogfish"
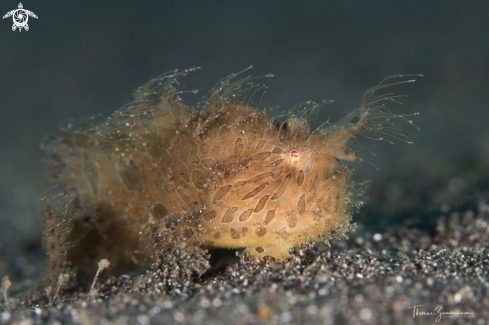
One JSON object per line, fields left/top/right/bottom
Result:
{"left": 42, "top": 68, "right": 420, "bottom": 274}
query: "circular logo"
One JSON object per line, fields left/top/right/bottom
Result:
{"left": 13, "top": 9, "right": 28, "bottom": 28}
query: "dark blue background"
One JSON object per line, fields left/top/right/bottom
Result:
{"left": 1, "top": 0, "right": 488, "bottom": 276}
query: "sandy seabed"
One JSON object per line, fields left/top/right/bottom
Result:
{"left": 1, "top": 178, "right": 488, "bottom": 325}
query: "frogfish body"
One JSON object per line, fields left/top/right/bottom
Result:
{"left": 43, "top": 68, "right": 418, "bottom": 271}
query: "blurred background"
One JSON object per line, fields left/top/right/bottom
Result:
{"left": 1, "top": 0, "right": 489, "bottom": 280}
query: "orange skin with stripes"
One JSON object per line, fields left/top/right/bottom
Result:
{"left": 190, "top": 104, "right": 354, "bottom": 258}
